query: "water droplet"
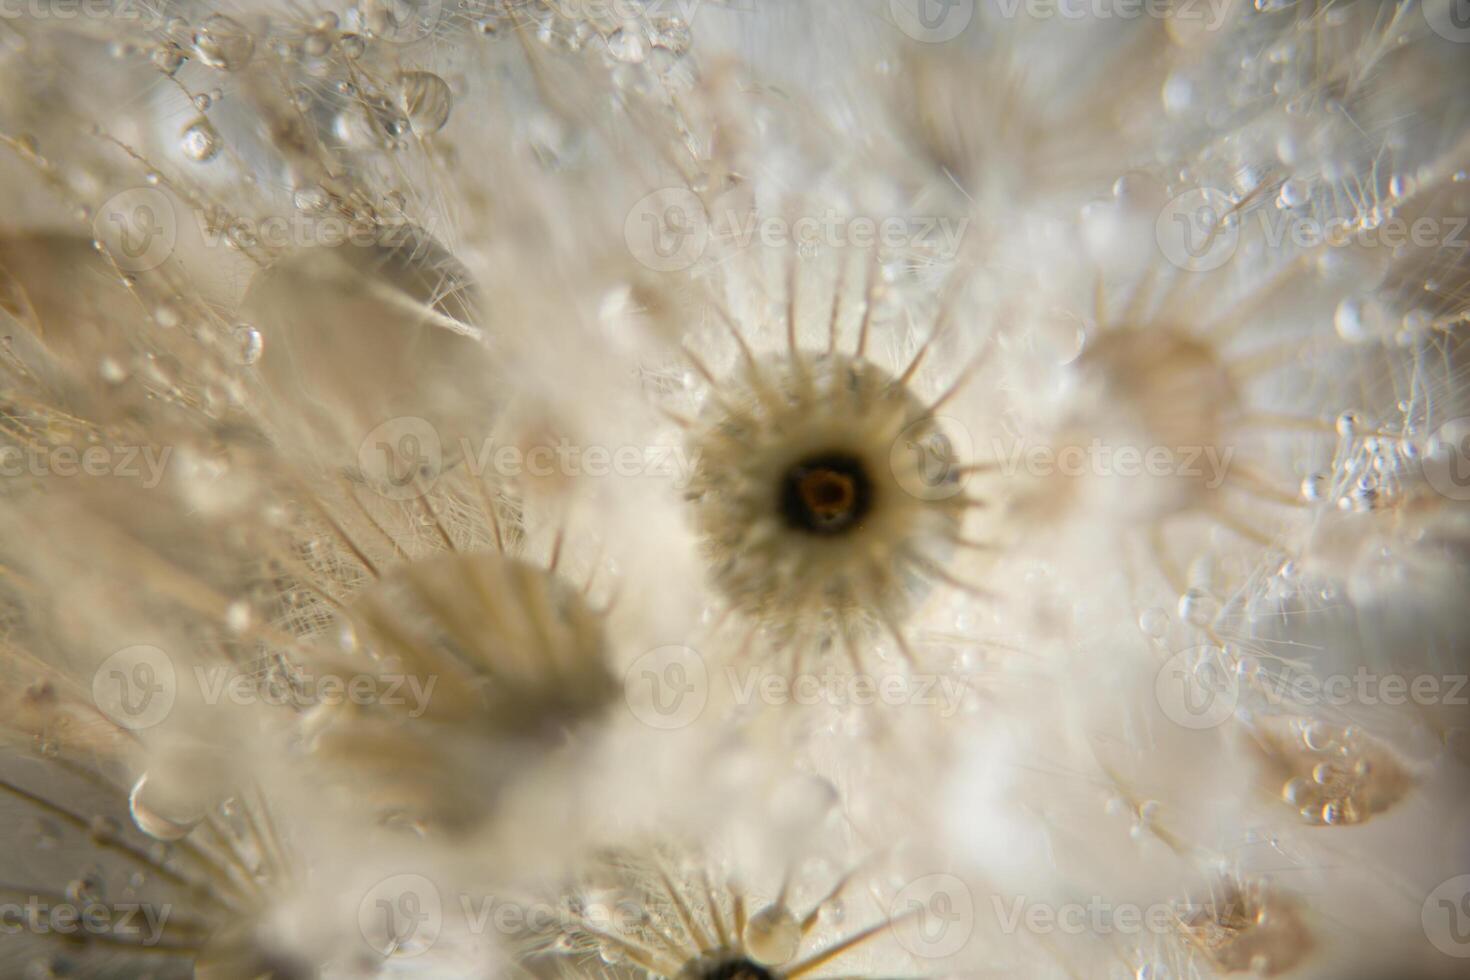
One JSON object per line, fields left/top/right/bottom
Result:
{"left": 340, "top": 33, "right": 366, "bottom": 58}
{"left": 607, "top": 28, "right": 647, "bottom": 63}
{"left": 99, "top": 357, "right": 129, "bottom": 384}
{"left": 180, "top": 119, "right": 221, "bottom": 162}
{"left": 397, "top": 71, "right": 453, "bottom": 134}
{"left": 1138, "top": 607, "right": 1169, "bottom": 638}
{"left": 649, "top": 15, "right": 691, "bottom": 54}
{"left": 88, "top": 814, "right": 122, "bottom": 843}
{"left": 194, "top": 15, "right": 255, "bottom": 71}
{"left": 293, "top": 185, "right": 329, "bottom": 212}
{"left": 129, "top": 774, "right": 202, "bottom": 842}
{"left": 152, "top": 42, "right": 187, "bottom": 75}
{"left": 225, "top": 599, "right": 253, "bottom": 631}
{"left": 1276, "top": 178, "right": 1308, "bottom": 210}
{"left": 1300, "top": 471, "right": 1329, "bottom": 502}
{"left": 1177, "top": 588, "right": 1218, "bottom": 627}
{"left": 1281, "top": 777, "right": 1311, "bottom": 805}
{"left": 744, "top": 904, "right": 801, "bottom": 965}
{"left": 1162, "top": 73, "right": 1193, "bottom": 115}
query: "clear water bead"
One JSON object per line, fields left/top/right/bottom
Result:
{"left": 180, "top": 119, "right": 221, "bottom": 162}
{"left": 193, "top": 15, "right": 255, "bottom": 70}
{"left": 607, "top": 28, "right": 647, "bottom": 63}
{"left": 744, "top": 904, "right": 801, "bottom": 965}
{"left": 397, "top": 71, "right": 453, "bottom": 134}
{"left": 233, "top": 324, "right": 263, "bottom": 364}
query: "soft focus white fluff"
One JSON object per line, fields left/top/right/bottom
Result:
{"left": 0, "top": 2, "right": 1467, "bottom": 979}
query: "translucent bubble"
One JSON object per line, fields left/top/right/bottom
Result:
{"left": 607, "top": 28, "right": 647, "bottom": 63}
{"left": 293, "top": 185, "right": 329, "bottom": 212}
{"left": 152, "top": 42, "right": 186, "bottom": 75}
{"left": 744, "top": 904, "right": 801, "bottom": 965}
{"left": 99, "top": 357, "right": 129, "bottom": 384}
{"left": 398, "top": 71, "right": 453, "bottom": 134}
{"left": 180, "top": 119, "right": 222, "bottom": 162}
{"left": 1300, "top": 472, "right": 1329, "bottom": 501}
{"left": 1281, "top": 777, "right": 1311, "bottom": 805}
{"left": 194, "top": 15, "right": 255, "bottom": 70}
{"left": 129, "top": 774, "right": 203, "bottom": 842}
{"left": 232, "top": 324, "right": 263, "bottom": 365}
{"left": 1138, "top": 607, "right": 1170, "bottom": 638}
{"left": 1276, "top": 178, "right": 1308, "bottom": 209}
{"left": 1333, "top": 297, "right": 1373, "bottom": 342}
{"left": 649, "top": 15, "right": 692, "bottom": 54}
{"left": 1177, "top": 588, "right": 1218, "bottom": 627}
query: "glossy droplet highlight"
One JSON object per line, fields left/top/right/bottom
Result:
{"left": 194, "top": 15, "right": 255, "bottom": 70}
{"left": 181, "top": 119, "right": 221, "bottom": 162}
{"left": 397, "top": 71, "right": 452, "bottom": 134}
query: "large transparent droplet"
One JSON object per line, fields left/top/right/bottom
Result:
{"left": 743, "top": 903, "right": 800, "bottom": 965}
{"left": 181, "top": 119, "right": 222, "bottom": 162}
{"left": 129, "top": 773, "right": 205, "bottom": 842}
{"left": 194, "top": 15, "right": 255, "bottom": 70}
{"left": 397, "top": 71, "right": 453, "bottom": 134}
